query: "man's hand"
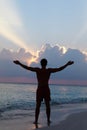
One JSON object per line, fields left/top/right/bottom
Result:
{"left": 13, "top": 60, "right": 20, "bottom": 65}
{"left": 67, "top": 61, "right": 74, "bottom": 65}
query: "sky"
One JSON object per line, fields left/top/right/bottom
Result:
{"left": 0, "top": 0, "right": 87, "bottom": 85}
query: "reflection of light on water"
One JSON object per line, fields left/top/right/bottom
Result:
{"left": 61, "top": 87, "right": 68, "bottom": 92}
{"left": 31, "top": 123, "right": 42, "bottom": 129}
{"left": 58, "top": 86, "right": 69, "bottom": 96}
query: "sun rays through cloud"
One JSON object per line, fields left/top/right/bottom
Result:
{"left": 72, "top": 1, "right": 87, "bottom": 52}
{"left": 0, "top": 0, "right": 31, "bottom": 52}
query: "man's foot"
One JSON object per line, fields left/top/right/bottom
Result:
{"left": 33, "top": 121, "right": 38, "bottom": 124}
{"left": 33, "top": 121, "right": 38, "bottom": 128}
{"left": 47, "top": 120, "right": 52, "bottom": 126}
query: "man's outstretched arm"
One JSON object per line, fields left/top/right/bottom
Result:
{"left": 49, "top": 61, "right": 74, "bottom": 73}
{"left": 13, "top": 60, "right": 37, "bottom": 71}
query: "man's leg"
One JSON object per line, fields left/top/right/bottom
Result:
{"left": 34, "top": 100, "right": 41, "bottom": 124}
{"left": 45, "top": 100, "right": 51, "bottom": 125}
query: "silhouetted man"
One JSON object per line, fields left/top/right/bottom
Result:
{"left": 13, "top": 59, "right": 74, "bottom": 126}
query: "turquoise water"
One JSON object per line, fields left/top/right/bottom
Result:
{"left": 0, "top": 83, "right": 87, "bottom": 119}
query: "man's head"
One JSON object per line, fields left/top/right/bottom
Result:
{"left": 40, "top": 58, "right": 47, "bottom": 67}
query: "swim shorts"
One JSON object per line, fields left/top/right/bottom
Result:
{"left": 36, "top": 87, "right": 51, "bottom": 102}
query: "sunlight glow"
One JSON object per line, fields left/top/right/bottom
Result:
{"left": 82, "top": 51, "right": 87, "bottom": 61}
{"left": 0, "top": 25, "right": 29, "bottom": 50}
{"left": 59, "top": 46, "right": 67, "bottom": 54}
{"left": 72, "top": 2, "right": 87, "bottom": 47}
{"left": 73, "top": 24, "right": 87, "bottom": 44}
{"left": 27, "top": 56, "right": 38, "bottom": 65}
{"left": 0, "top": 0, "right": 31, "bottom": 52}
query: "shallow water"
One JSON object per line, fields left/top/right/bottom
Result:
{"left": 0, "top": 83, "right": 87, "bottom": 120}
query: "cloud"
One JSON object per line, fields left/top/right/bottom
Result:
{"left": 31, "top": 44, "right": 87, "bottom": 81}
{"left": 0, "top": 44, "right": 87, "bottom": 85}
{"left": 0, "top": 48, "right": 34, "bottom": 62}
{"left": 0, "top": 48, "right": 35, "bottom": 78}
{"left": 36, "top": 44, "right": 66, "bottom": 66}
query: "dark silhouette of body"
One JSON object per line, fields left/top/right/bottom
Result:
{"left": 13, "top": 59, "right": 74, "bottom": 126}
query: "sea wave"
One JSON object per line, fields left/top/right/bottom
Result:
{"left": 51, "top": 97, "right": 87, "bottom": 105}
{"left": 1, "top": 83, "right": 87, "bottom": 120}
{"left": 1, "top": 97, "right": 87, "bottom": 114}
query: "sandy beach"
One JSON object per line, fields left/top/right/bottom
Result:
{"left": 39, "top": 111, "right": 87, "bottom": 130}
{"left": 0, "top": 103, "right": 87, "bottom": 130}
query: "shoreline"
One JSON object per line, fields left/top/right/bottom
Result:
{"left": 0, "top": 103, "right": 87, "bottom": 130}
{"left": 39, "top": 110, "right": 87, "bottom": 130}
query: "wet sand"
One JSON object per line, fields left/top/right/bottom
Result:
{"left": 39, "top": 111, "right": 87, "bottom": 130}
{"left": 0, "top": 103, "right": 87, "bottom": 130}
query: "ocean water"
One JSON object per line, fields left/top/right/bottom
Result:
{"left": 0, "top": 83, "right": 87, "bottom": 120}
